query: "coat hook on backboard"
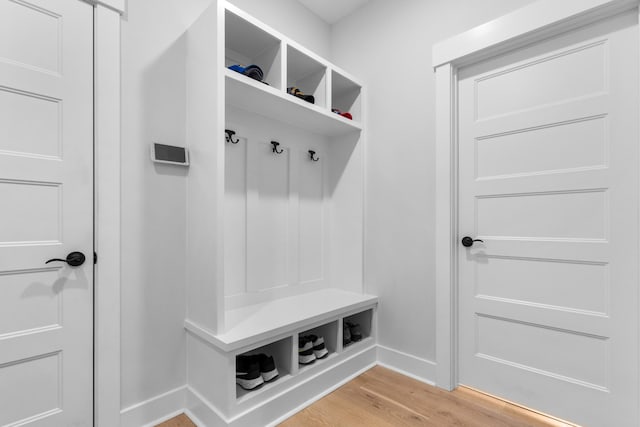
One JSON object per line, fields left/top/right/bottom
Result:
{"left": 309, "top": 150, "right": 319, "bottom": 162}
{"left": 225, "top": 129, "right": 239, "bottom": 144}
{"left": 271, "top": 141, "right": 284, "bottom": 154}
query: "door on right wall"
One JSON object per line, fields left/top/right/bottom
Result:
{"left": 457, "top": 11, "right": 639, "bottom": 427}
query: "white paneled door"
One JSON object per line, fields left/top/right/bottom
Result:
{"left": 458, "top": 11, "right": 639, "bottom": 427}
{"left": 0, "top": 0, "right": 93, "bottom": 426}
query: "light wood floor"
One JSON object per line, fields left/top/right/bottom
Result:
{"left": 157, "top": 366, "right": 573, "bottom": 427}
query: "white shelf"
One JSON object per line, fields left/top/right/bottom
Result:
{"left": 225, "top": 69, "right": 363, "bottom": 137}
{"left": 185, "top": 289, "right": 377, "bottom": 352}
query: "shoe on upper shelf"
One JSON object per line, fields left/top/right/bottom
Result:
{"left": 287, "top": 87, "right": 315, "bottom": 104}
{"left": 331, "top": 108, "right": 353, "bottom": 120}
{"left": 228, "top": 64, "right": 270, "bottom": 85}
{"left": 298, "top": 336, "right": 316, "bottom": 365}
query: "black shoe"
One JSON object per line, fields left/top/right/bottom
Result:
{"left": 236, "top": 355, "right": 264, "bottom": 390}
{"left": 307, "top": 335, "right": 329, "bottom": 359}
{"left": 299, "top": 336, "right": 316, "bottom": 365}
{"left": 257, "top": 354, "right": 279, "bottom": 383}
{"left": 346, "top": 322, "right": 362, "bottom": 342}
{"left": 343, "top": 322, "right": 352, "bottom": 346}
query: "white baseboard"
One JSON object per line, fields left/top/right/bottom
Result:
{"left": 120, "top": 344, "right": 436, "bottom": 427}
{"left": 120, "top": 385, "right": 187, "bottom": 427}
{"left": 376, "top": 344, "right": 437, "bottom": 385}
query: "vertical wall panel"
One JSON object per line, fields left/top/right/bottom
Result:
{"left": 299, "top": 149, "right": 324, "bottom": 283}
{"left": 246, "top": 141, "right": 290, "bottom": 292}
{"left": 224, "top": 136, "right": 247, "bottom": 296}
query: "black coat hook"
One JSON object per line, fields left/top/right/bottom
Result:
{"left": 225, "top": 129, "right": 239, "bottom": 144}
{"left": 309, "top": 150, "right": 319, "bottom": 162}
{"left": 271, "top": 141, "right": 284, "bottom": 154}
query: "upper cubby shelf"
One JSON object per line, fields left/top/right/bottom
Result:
{"left": 225, "top": 9, "right": 282, "bottom": 89}
{"left": 287, "top": 45, "right": 327, "bottom": 108}
{"left": 332, "top": 70, "right": 362, "bottom": 123}
{"left": 226, "top": 68, "right": 362, "bottom": 136}
{"left": 224, "top": 3, "right": 364, "bottom": 136}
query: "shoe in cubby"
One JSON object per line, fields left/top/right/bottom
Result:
{"left": 236, "top": 353, "right": 279, "bottom": 390}
{"left": 236, "top": 355, "right": 264, "bottom": 390}
{"left": 307, "top": 335, "right": 329, "bottom": 360}
{"left": 298, "top": 336, "right": 316, "bottom": 365}
{"left": 343, "top": 322, "right": 351, "bottom": 346}
{"left": 346, "top": 321, "right": 362, "bottom": 342}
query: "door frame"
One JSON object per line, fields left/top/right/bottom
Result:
{"left": 85, "top": 0, "right": 123, "bottom": 426}
{"left": 432, "top": 0, "right": 640, "bottom": 391}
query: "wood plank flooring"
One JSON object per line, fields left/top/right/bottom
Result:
{"left": 156, "top": 414, "right": 196, "bottom": 427}
{"left": 157, "top": 366, "right": 573, "bottom": 427}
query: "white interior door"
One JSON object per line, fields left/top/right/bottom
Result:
{"left": 0, "top": 0, "right": 94, "bottom": 425}
{"left": 458, "top": 11, "right": 639, "bottom": 427}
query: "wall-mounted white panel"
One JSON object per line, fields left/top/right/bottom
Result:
{"left": 0, "top": 351, "right": 61, "bottom": 425}
{"left": 477, "top": 315, "right": 608, "bottom": 387}
{"left": 0, "top": 0, "right": 60, "bottom": 73}
{"left": 477, "top": 116, "right": 607, "bottom": 178}
{"left": 247, "top": 142, "right": 290, "bottom": 292}
{"left": 477, "top": 190, "right": 606, "bottom": 239}
{"left": 0, "top": 87, "right": 60, "bottom": 158}
{"left": 0, "top": 269, "right": 61, "bottom": 336}
{"left": 225, "top": 136, "right": 248, "bottom": 297}
{"left": 476, "top": 257, "right": 608, "bottom": 314}
{"left": 298, "top": 151, "right": 324, "bottom": 283}
{"left": 476, "top": 41, "right": 607, "bottom": 120}
{"left": 0, "top": 180, "right": 60, "bottom": 243}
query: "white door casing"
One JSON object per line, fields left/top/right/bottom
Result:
{"left": 455, "top": 8, "right": 638, "bottom": 427}
{"left": 0, "top": 0, "right": 94, "bottom": 425}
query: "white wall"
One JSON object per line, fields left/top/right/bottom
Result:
{"left": 119, "top": 0, "right": 330, "bottom": 413}
{"left": 230, "top": 0, "right": 331, "bottom": 58}
{"left": 330, "top": 0, "right": 536, "bottom": 371}
{"left": 120, "top": 0, "right": 211, "bottom": 410}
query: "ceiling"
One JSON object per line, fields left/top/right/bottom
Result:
{"left": 296, "top": 0, "right": 371, "bottom": 24}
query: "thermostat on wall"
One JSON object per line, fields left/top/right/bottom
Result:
{"left": 151, "top": 143, "right": 189, "bottom": 166}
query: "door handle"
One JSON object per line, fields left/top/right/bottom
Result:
{"left": 461, "top": 236, "right": 484, "bottom": 248}
{"left": 46, "top": 251, "right": 86, "bottom": 267}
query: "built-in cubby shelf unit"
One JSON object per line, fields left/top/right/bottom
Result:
{"left": 185, "top": 2, "right": 374, "bottom": 425}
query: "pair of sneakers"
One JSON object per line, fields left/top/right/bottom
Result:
{"left": 298, "top": 335, "right": 329, "bottom": 365}
{"left": 235, "top": 353, "right": 279, "bottom": 391}
{"left": 343, "top": 321, "right": 362, "bottom": 346}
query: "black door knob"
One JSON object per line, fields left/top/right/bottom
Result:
{"left": 46, "top": 251, "right": 86, "bottom": 267}
{"left": 461, "top": 237, "right": 484, "bottom": 248}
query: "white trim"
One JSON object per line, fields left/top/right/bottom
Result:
{"left": 432, "top": 0, "right": 638, "bottom": 67}
{"left": 120, "top": 386, "right": 187, "bottom": 427}
{"left": 93, "top": 3, "right": 121, "bottom": 427}
{"left": 434, "top": 63, "right": 457, "bottom": 391}
{"left": 433, "top": 0, "right": 640, "bottom": 392}
{"left": 82, "top": 0, "right": 125, "bottom": 14}
{"left": 376, "top": 345, "right": 436, "bottom": 386}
